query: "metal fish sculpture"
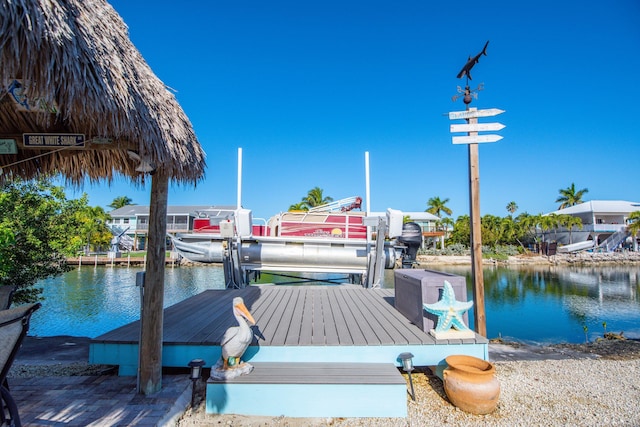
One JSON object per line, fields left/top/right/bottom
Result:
{"left": 456, "top": 40, "right": 489, "bottom": 80}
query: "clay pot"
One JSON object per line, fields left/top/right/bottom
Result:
{"left": 443, "top": 355, "right": 500, "bottom": 415}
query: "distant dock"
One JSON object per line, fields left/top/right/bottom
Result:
{"left": 67, "top": 254, "right": 180, "bottom": 267}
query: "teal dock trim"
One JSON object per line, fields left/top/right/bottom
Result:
{"left": 206, "top": 362, "right": 408, "bottom": 417}
{"left": 90, "top": 286, "right": 487, "bottom": 372}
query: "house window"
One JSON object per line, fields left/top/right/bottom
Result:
{"left": 123, "top": 218, "right": 129, "bottom": 224}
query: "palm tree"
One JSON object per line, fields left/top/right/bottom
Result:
{"left": 627, "top": 211, "right": 640, "bottom": 251}
{"left": 539, "top": 214, "right": 557, "bottom": 242}
{"left": 108, "top": 196, "right": 135, "bottom": 210}
{"left": 77, "top": 205, "right": 111, "bottom": 255}
{"left": 556, "top": 183, "right": 588, "bottom": 209}
{"left": 514, "top": 212, "right": 540, "bottom": 250}
{"left": 560, "top": 214, "right": 583, "bottom": 244}
{"left": 506, "top": 201, "right": 518, "bottom": 215}
{"left": 426, "top": 196, "right": 452, "bottom": 218}
{"left": 294, "top": 187, "right": 333, "bottom": 211}
{"left": 627, "top": 211, "right": 640, "bottom": 233}
{"left": 288, "top": 202, "right": 307, "bottom": 211}
{"left": 434, "top": 217, "right": 455, "bottom": 249}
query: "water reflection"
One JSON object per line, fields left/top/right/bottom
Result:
{"left": 32, "top": 266, "right": 225, "bottom": 338}
{"left": 430, "top": 265, "right": 640, "bottom": 344}
{"left": 29, "top": 264, "right": 640, "bottom": 344}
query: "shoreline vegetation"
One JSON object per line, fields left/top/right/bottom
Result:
{"left": 66, "top": 250, "right": 640, "bottom": 267}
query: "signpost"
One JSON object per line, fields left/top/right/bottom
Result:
{"left": 448, "top": 105, "right": 505, "bottom": 338}
{"left": 450, "top": 41, "right": 503, "bottom": 339}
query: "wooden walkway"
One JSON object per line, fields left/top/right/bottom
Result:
{"left": 90, "top": 285, "right": 488, "bottom": 375}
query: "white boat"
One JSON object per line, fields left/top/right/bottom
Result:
{"left": 172, "top": 197, "right": 398, "bottom": 264}
{"left": 556, "top": 240, "right": 595, "bottom": 253}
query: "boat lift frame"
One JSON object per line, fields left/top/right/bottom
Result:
{"left": 222, "top": 215, "right": 390, "bottom": 289}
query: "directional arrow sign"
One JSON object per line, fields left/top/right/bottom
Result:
{"left": 448, "top": 108, "right": 505, "bottom": 120}
{"left": 450, "top": 122, "right": 506, "bottom": 133}
{"left": 452, "top": 134, "right": 503, "bottom": 145}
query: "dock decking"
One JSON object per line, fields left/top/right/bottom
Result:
{"left": 90, "top": 285, "right": 488, "bottom": 375}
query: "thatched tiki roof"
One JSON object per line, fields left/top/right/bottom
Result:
{"left": 0, "top": 0, "right": 206, "bottom": 182}
{"left": 1, "top": 0, "right": 207, "bottom": 395}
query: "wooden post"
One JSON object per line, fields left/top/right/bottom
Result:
{"left": 467, "top": 109, "right": 487, "bottom": 337}
{"left": 138, "top": 171, "right": 169, "bottom": 395}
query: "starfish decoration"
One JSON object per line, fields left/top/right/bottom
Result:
{"left": 423, "top": 280, "right": 473, "bottom": 333}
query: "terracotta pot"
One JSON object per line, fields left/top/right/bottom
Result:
{"left": 443, "top": 355, "right": 500, "bottom": 415}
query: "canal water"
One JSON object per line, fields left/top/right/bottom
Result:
{"left": 29, "top": 264, "right": 640, "bottom": 345}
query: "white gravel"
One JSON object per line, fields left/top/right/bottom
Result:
{"left": 177, "top": 358, "right": 640, "bottom": 427}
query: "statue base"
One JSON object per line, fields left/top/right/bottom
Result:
{"left": 209, "top": 359, "right": 254, "bottom": 381}
{"left": 430, "top": 328, "right": 476, "bottom": 340}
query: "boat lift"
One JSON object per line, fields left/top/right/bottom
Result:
{"left": 222, "top": 208, "right": 402, "bottom": 289}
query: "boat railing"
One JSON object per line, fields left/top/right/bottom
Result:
{"left": 309, "top": 196, "right": 362, "bottom": 213}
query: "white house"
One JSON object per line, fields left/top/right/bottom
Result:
{"left": 541, "top": 200, "right": 640, "bottom": 250}
{"left": 107, "top": 205, "right": 236, "bottom": 250}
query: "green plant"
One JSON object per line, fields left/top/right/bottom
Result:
{"left": 419, "top": 243, "right": 469, "bottom": 256}
{"left": 583, "top": 325, "right": 589, "bottom": 343}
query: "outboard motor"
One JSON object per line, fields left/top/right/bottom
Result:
{"left": 397, "top": 222, "right": 422, "bottom": 268}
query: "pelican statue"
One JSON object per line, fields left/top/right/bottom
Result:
{"left": 220, "top": 297, "right": 256, "bottom": 370}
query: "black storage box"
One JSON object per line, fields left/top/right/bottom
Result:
{"left": 394, "top": 269, "right": 469, "bottom": 333}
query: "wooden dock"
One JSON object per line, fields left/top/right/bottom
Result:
{"left": 67, "top": 255, "right": 179, "bottom": 267}
{"left": 90, "top": 285, "right": 488, "bottom": 417}
{"left": 90, "top": 285, "right": 488, "bottom": 375}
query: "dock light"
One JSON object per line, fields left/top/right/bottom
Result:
{"left": 188, "top": 358, "right": 206, "bottom": 407}
{"left": 399, "top": 352, "right": 416, "bottom": 401}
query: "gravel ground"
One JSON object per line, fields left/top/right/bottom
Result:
{"left": 176, "top": 339, "right": 640, "bottom": 427}
{"left": 9, "top": 330, "right": 640, "bottom": 427}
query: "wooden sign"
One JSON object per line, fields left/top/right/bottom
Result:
{"left": 0, "top": 139, "right": 17, "bottom": 154}
{"left": 448, "top": 108, "right": 505, "bottom": 120}
{"left": 452, "top": 134, "right": 503, "bottom": 145}
{"left": 450, "top": 122, "right": 506, "bottom": 133}
{"left": 23, "top": 133, "right": 85, "bottom": 148}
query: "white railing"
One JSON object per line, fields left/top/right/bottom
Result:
{"left": 133, "top": 223, "right": 189, "bottom": 232}
{"left": 591, "top": 223, "right": 627, "bottom": 233}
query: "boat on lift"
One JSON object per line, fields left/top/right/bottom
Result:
{"left": 171, "top": 198, "right": 410, "bottom": 287}
{"left": 171, "top": 149, "right": 422, "bottom": 287}
{"left": 172, "top": 196, "right": 374, "bottom": 262}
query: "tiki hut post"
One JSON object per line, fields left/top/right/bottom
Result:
{"left": 138, "top": 171, "right": 169, "bottom": 394}
{"left": 1, "top": 0, "right": 206, "bottom": 396}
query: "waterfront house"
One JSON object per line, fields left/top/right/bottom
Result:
{"left": 107, "top": 205, "right": 236, "bottom": 250}
{"left": 540, "top": 200, "right": 640, "bottom": 249}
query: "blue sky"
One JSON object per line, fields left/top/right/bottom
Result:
{"left": 75, "top": 0, "right": 640, "bottom": 220}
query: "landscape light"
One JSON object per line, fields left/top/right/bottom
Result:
{"left": 399, "top": 352, "right": 415, "bottom": 401}
{"left": 187, "top": 358, "right": 206, "bottom": 407}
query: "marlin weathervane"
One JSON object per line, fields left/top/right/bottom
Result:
{"left": 456, "top": 40, "right": 489, "bottom": 80}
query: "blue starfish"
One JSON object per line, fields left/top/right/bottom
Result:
{"left": 423, "top": 280, "right": 473, "bottom": 333}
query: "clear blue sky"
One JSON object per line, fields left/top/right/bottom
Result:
{"left": 75, "top": 0, "right": 640, "bottom": 220}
